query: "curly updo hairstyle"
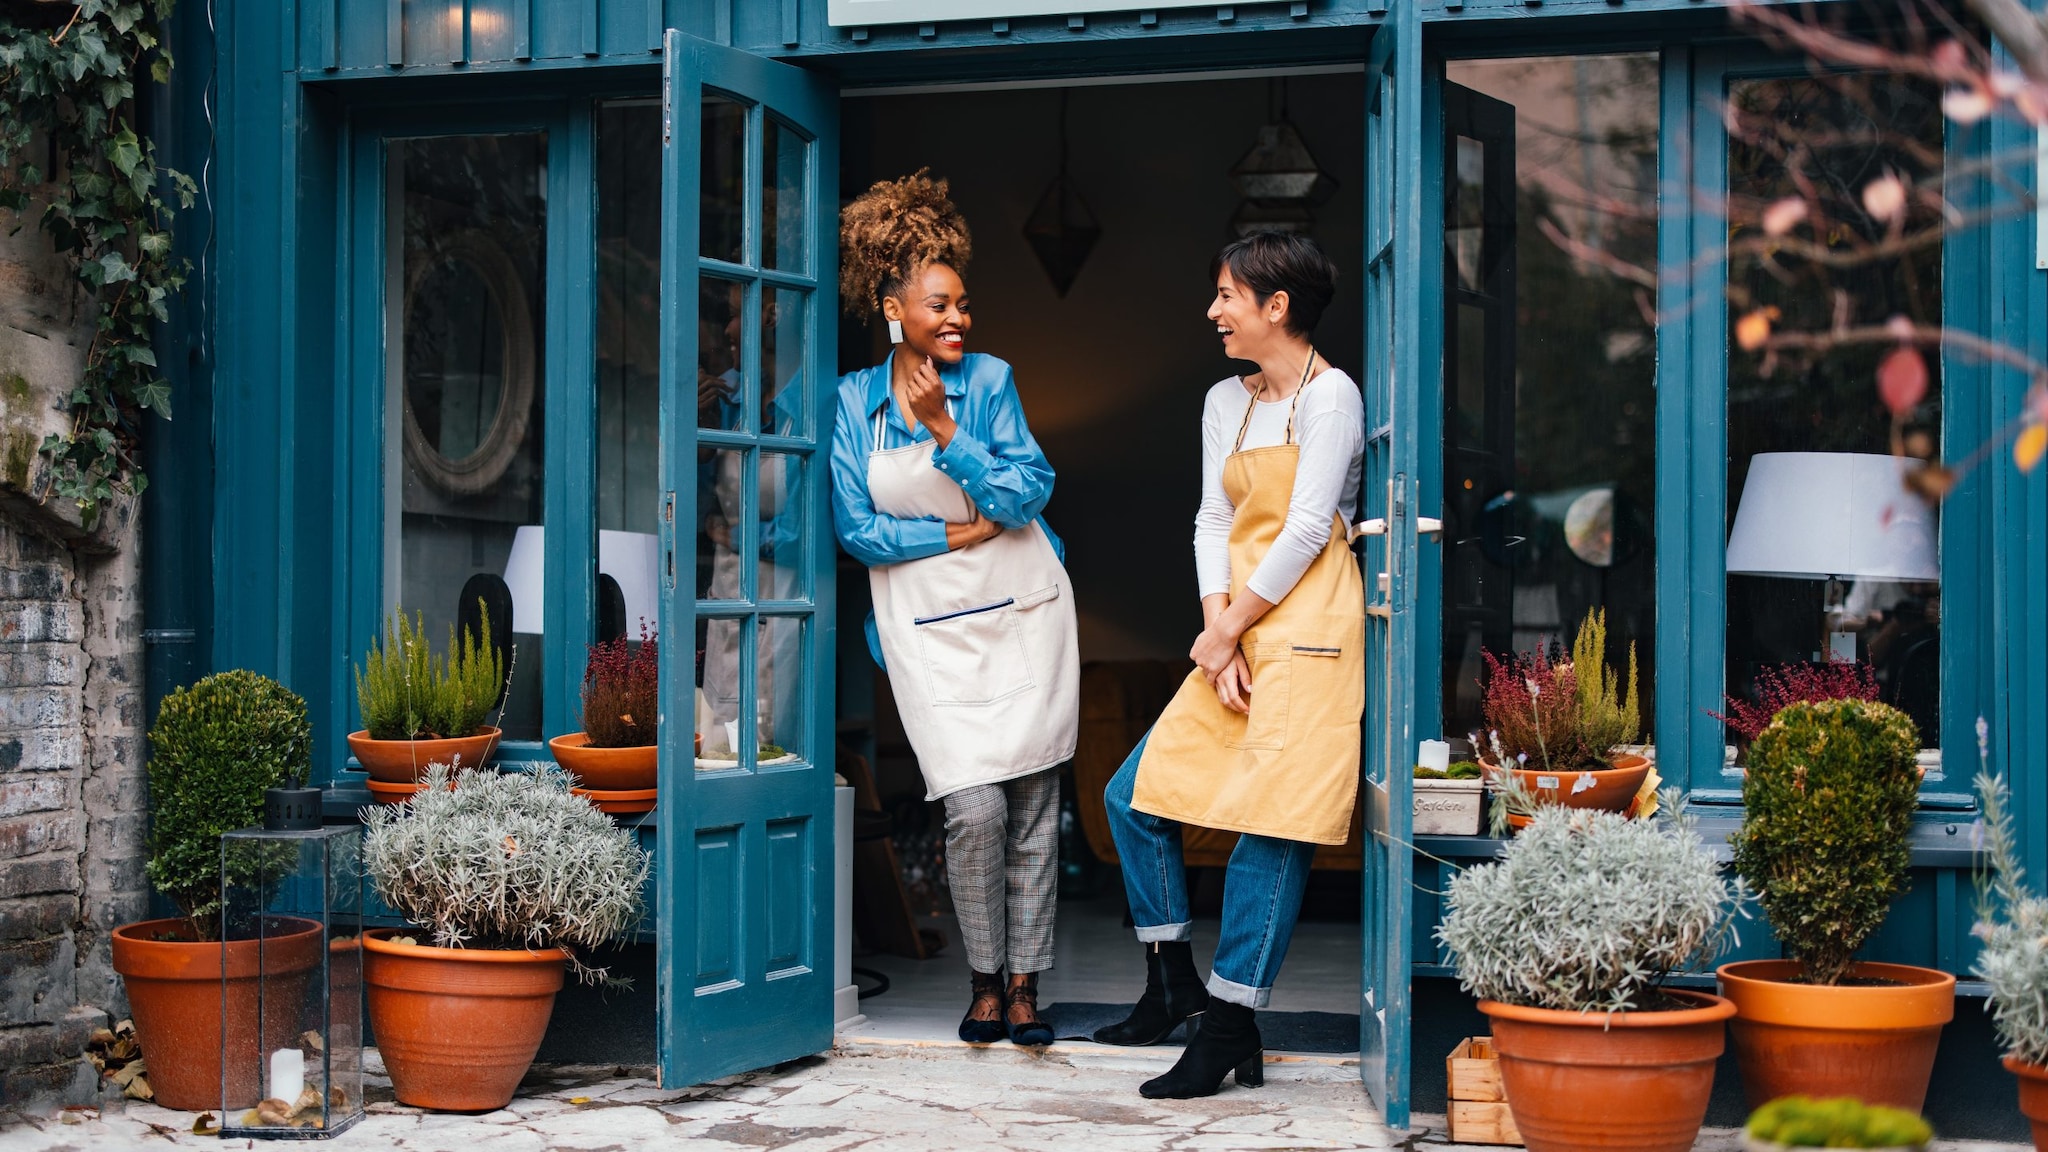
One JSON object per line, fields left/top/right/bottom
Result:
{"left": 840, "top": 169, "right": 973, "bottom": 322}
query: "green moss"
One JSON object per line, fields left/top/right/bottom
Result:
{"left": 3, "top": 428, "right": 36, "bottom": 489}
{"left": 1746, "top": 1095, "right": 1932, "bottom": 1147}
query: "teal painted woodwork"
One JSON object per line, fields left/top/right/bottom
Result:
{"left": 654, "top": 30, "right": 840, "bottom": 1086}
{"left": 1359, "top": 1, "right": 1423, "bottom": 1131}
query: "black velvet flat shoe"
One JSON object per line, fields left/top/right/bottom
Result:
{"left": 959, "top": 970, "right": 1007, "bottom": 1044}
{"left": 1006, "top": 973, "right": 1055, "bottom": 1047}
{"left": 1093, "top": 940, "right": 1209, "bottom": 1046}
{"left": 1138, "top": 999, "right": 1263, "bottom": 1099}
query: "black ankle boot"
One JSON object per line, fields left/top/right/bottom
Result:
{"left": 1093, "top": 941, "right": 1209, "bottom": 1046}
{"left": 1138, "top": 999, "right": 1263, "bottom": 1099}
{"left": 1006, "top": 973, "right": 1055, "bottom": 1048}
{"left": 959, "top": 970, "right": 1006, "bottom": 1044}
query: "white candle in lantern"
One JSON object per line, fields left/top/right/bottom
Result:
{"left": 269, "top": 1048, "right": 305, "bottom": 1105}
{"left": 1418, "top": 739, "right": 1451, "bottom": 773}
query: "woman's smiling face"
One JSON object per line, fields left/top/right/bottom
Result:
{"left": 1207, "top": 267, "right": 1284, "bottom": 363}
{"left": 886, "top": 263, "right": 972, "bottom": 365}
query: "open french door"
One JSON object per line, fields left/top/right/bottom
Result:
{"left": 1358, "top": 0, "right": 1431, "bottom": 1133}
{"left": 656, "top": 30, "right": 841, "bottom": 1085}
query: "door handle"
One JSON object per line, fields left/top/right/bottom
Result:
{"left": 1418, "top": 517, "right": 1443, "bottom": 538}
{"left": 1352, "top": 516, "right": 1441, "bottom": 541}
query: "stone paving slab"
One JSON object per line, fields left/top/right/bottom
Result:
{"left": 0, "top": 1038, "right": 2030, "bottom": 1152}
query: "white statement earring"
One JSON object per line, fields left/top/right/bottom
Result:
{"left": 887, "top": 319, "right": 905, "bottom": 344}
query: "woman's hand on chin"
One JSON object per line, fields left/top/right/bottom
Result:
{"left": 1212, "top": 650, "right": 1253, "bottom": 714}
{"left": 1190, "top": 623, "right": 1243, "bottom": 683}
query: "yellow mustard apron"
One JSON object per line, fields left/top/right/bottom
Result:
{"left": 1131, "top": 375, "right": 1365, "bottom": 845}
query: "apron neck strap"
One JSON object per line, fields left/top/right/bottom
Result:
{"left": 1231, "top": 347, "right": 1318, "bottom": 454}
{"left": 874, "top": 391, "right": 957, "bottom": 452}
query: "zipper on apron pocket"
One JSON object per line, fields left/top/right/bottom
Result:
{"left": 1292, "top": 645, "right": 1342, "bottom": 656}
{"left": 913, "top": 598, "right": 1016, "bottom": 627}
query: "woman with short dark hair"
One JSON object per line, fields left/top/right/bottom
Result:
{"left": 1097, "top": 231, "right": 1364, "bottom": 1099}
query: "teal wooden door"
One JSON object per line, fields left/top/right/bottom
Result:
{"left": 1358, "top": 1, "right": 1427, "bottom": 1133}
{"left": 656, "top": 30, "right": 840, "bottom": 1086}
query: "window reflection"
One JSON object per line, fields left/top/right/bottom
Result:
{"left": 1439, "top": 56, "right": 1660, "bottom": 754}
{"left": 597, "top": 102, "right": 664, "bottom": 646}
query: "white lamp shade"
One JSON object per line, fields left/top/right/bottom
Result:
{"left": 1725, "top": 452, "right": 1939, "bottom": 581}
{"left": 501, "top": 526, "right": 663, "bottom": 634}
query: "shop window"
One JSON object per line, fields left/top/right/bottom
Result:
{"left": 1723, "top": 76, "right": 1943, "bottom": 756}
{"left": 385, "top": 133, "right": 548, "bottom": 742}
{"left": 596, "top": 101, "right": 664, "bottom": 649}
{"left": 1438, "top": 56, "right": 1661, "bottom": 755}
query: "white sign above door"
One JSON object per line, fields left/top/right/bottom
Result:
{"left": 828, "top": 0, "right": 1223, "bottom": 27}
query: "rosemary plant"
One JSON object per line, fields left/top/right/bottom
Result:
{"left": 1439, "top": 797, "right": 1748, "bottom": 1014}
{"left": 1972, "top": 717, "right": 2048, "bottom": 1067}
{"left": 361, "top": 764, "right": 649, "bottom": 985}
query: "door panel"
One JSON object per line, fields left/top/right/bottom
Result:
{"left": 1359, "top": 1, "right": 1427, "bottom": 1132}
{"left": 657, "top": 29, "right": 839, "bottom": 1085}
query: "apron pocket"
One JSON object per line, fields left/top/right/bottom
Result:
{"left": 1230, "top": 642, "right": 1296, "bottom": 751}
{"left": 914, "top": 598, "right": 1037, "bottom": 706}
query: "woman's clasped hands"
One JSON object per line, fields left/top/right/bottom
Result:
{"left": 1192, "top": 623, "right": 1252, "bottom": 716}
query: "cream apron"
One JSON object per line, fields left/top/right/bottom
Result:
{"left": 1132, "top": 381, "right": 1366, "bottom": 845}
{"left": 867, "top": 404, "right": 1081, "bottom": 800}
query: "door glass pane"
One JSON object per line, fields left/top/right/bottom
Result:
{"left": 757, "top": 615, "right": 807, "bottom": 764}
{"left": 1440, "top": 56, "right": 1660, "bottom": 758}
{"left": 597, "top": 101, "right": 664, "bottom": 644}
{"left": 760, "top": 450, "right": 808, "bottom": 603}
{"left": 1724, "top": 76, "right": 1943, "bottom": 755}
{"left": 762, "top": 287, "right": 807, "bottom": 437}
{"left": 699, "top": 448, "right": 749, "bottom": 601}
{"left": 701, "top": 95, "right": 748, "bottom": 263}
{"left": 762, "top": 115, "right": 806, "bottom": 273}
{"left": 699, "top": 274, "right": 747, "bottom": 431}
{"left": 388, "top": 133, "right": 547, "bottom": 742}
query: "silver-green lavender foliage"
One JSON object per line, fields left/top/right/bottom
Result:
{"left": 1972, "top": 752, "right": 2048, "bottom": 1065}
{"left": 362, "top": 764, "right": 650, "bottom": 984}
{"left": 1438, "top": 795, "right": 1749, "bottom": 1013}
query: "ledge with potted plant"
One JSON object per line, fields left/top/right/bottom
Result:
{"left": 1969, "top": 730, "right": 2048, "bottom": 1150}
{"left": 549, "top": 628, "right": 658, "bottom": 815}
{"left": 1437, "top": 787, "right": 1749, "bottom": 1152}
{"left": 111, "top": 670, "right": 325, "bottom": 1111}
{"left": 360, "top": 763, "right": 650, "bottom": 1111}
{"left": 1476, "top": 608, "right": 1657, "bottom": 825}
{"left": 1719, "top": 697, "right": 1955, "bottom": 1112}
{"left": 350, "top": 603, "right": 508, "bottom": 803}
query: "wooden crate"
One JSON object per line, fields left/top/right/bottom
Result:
{"left": 1446, "top": 1036, "right": 1523, "bottom": 1146}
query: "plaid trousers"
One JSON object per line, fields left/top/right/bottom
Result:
{"left": 942, "top": 768, "right": 1061, "bottom": 975}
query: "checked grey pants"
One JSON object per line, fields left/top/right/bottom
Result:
{"left": 942, "top": 768, "right": 1061, "bottom": 976}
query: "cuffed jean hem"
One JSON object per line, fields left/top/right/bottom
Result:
{"left": 1134, "top": 921, "right": 1193, "bottom": 944}
{"left": 1206, "top": 973, "right": 1271, "bottom": 1009}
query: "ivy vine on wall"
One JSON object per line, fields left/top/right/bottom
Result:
{"left": 1, "top": 0, "right": 193, "bottom": 512}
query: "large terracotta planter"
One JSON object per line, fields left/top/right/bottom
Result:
{"left": 111, "top": 917, "right": 324, "bottom": 1111}
{"left": 1717, "top": 959, "right": 1955, "bottom": 1112}
{"left": 362, "top": 928, "right": 565, "bottom": 1111}
{"left": 547, "top": 733, "right": 656, "bottom": 791}
{"left": 1492, "top": 752, "right": 1653, "bottom": 828}
{"left": 1480, "top": 989, "right": 1735, "bottom": 1152}
{"left": 348, "top": 727, "right": 501, "bottom": 783}
{"left": 2004, "top": 1055, "right": 2048, "bottom": 1150}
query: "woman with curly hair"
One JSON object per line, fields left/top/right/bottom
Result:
{"left": 830, "top": 171, "right": 1079, "bottom": 1047}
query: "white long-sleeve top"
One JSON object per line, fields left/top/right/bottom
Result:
{"left": 1194, "top": 369, "right": 1365, "bottom": 603}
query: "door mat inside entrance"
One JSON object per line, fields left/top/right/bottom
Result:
{"left": 1040, "top": 1002, "right": 1360, "bottom": 1055}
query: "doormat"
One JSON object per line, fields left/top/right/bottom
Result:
{"left": 1039, "top": 1002, "right": 1360, "bottom": 1055}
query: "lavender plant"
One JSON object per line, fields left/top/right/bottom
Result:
{"left": 1439, "top": 796, "right": 1749, "bottom": 1013}
{"left": 362, "top": 764, "right": 649, "bottom": 985}
{"left": 1972, "top": 718, "right": 2048, "bottom": 1067}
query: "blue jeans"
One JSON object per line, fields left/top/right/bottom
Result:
{"left": 1104, "top": 729, "right": 1318, "bottom": 1008}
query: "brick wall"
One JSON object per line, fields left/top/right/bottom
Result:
{"left": 0, "top": 512, "right": 147, "bottom": 1108}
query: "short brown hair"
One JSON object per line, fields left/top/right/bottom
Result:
{"left": 1210, "top": 232, "right": 1339, "bottom": 336}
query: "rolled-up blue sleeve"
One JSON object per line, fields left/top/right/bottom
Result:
{"left": 929, "top": 366, "right": 1055, "bottom": 530}
{"left": 831, "top": 382, "right": 950, "bottom": 568}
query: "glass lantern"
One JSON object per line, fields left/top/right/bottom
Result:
{"left": 218, "top": 788, "right": 363, "bottom": 1138}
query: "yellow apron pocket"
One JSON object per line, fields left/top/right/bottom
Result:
{"left": 914, "top": 597, "right": 1037, "bottom": 706}
{"left": 1230, "top": 642, "right": 1295, "bottom": 751}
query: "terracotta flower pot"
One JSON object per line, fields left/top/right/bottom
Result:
{"left": 548, "top": 733, "right": 657, "bottom": 792}
{"left": 1491, "top": 752, "right": 1653, "bottom": 828}
{"left": 347, "top": 727, "right": 501, "bottom": 784}
{"left": 570, "top": 786, "right": 658, "bottom": 815}
{"left": 2004, "top": 1055, "right": 2048, "bottom": 1151}
{"left": 1480, "top": 989, "right": 1735, "bottom": 1152}
{"left": 361, "top": 928, "right": 565, "bottom": 1112}
{"left": 1717, "top": 959, "right": 1954, "bottom": 1113}
{"left": 111, "top": 917, "right": 325, "bottom": 1111}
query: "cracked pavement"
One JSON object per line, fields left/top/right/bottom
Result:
{"left": 0, "top": 1039, "right": 2031, "bottom": 1151}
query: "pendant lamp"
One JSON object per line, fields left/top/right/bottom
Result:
{"left": 1022, "top": 90, "right": 1101, "bottom": 298}
{"left": 1229, "top": 79, "right": 1338, "bottom": 236}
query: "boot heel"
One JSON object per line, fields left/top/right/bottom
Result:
{"left": 1233, "top": 1052, "right": 1264, "bottom": 1088}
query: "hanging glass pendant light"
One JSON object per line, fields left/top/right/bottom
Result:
{"left": 1228, "top": 79, "right": 1338, "bottom": 236}
{"left": 1022, "top": 90, "right": 1101, "bottom": 298}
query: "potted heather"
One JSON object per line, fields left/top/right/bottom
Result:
{"left": 112, "top": 671, "right": 324, "bottom": 1111}
{"left": 1438, "top": 794, "right": 1749, "bottom": 1152}
{"left": 1742, "top": 1097, "right": 1933, "bottom": 1151}
{"left": 360, "top": 765, "right": 649, "bottom": 1111}
{"left": 1713, "top": 659, "right": 1880, "bottom": 762}
{"left": 548, "top": 628, "right": 658, "bottom": 814}
{"left": 348, "top": 603, "right": 507, "bottom": 802}
{"left": 1970, "top": 741, "right": 2048, "bottom": 1150}
{"left": 1477, "top": 608, "right": 1653, "bottom": 825}
{"left": 1718, "top": 699, "right": 1954, "bottom": 1112}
